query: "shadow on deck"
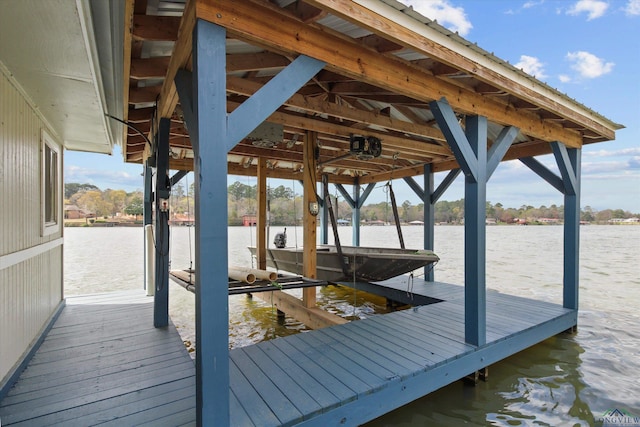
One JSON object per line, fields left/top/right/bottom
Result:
{"left": 0, "top": 291, "right": 196, "bottom": 426}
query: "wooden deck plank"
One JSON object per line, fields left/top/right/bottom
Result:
{"left": 0, "top": 291, "right": 195, "bottom": 427}
{"left": 230, "top": 389, "right": 255, "bottom": 427}
{"left": 251, "top": 342, "right": 343, "bottom": 410}
{"left": 229, "top": 358, "right": 282, "bottom": 427}
{"left": 317, "top": 326, "right": 423, "bottom": 379}
{"left": 9, "top": 347, "right": 188, "bottom": 392}
{"left": 3, "top": 352, "right": 191, "bottom": 405}
{"left": 348, "top": 316, "right": 450, "bottom": 366}
{"left": 296, "top": 332, "right": 394, "bottom": 389}
{"left": 263, "top": 339, "right": 358, "bottom": 403}
{"left": 280, "top": 334, "right": 375, "bottom": 395}
{"left": 231, "top": 348, "right": 305, "bottom": 426}
{"left": 97, "top": 395, "right": 196, "bottom": 427}
{"left": 239, "top": 346, "right": 327, "bottom": 419}
{"left": 8, "top": 378, "right": 195, "bottom": 427}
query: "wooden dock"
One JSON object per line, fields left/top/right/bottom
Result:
{"left": 0, "top": 291, "right": 196, "bottom": 426}
{"left": 0, "top": 282, "right": 576, "bottom": 426}
{"left": 227, "top": 279, "right": 576, "bottom": 426}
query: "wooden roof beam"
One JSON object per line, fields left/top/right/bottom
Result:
{"left": 226, "top": 76, "right": 447, "bottom": 143}
{"left": 130, "top": 57, "right": 171, "bottom": 79}
{"left": 304, "top": 0, "right": 617, "bottom": 141}
{"left": 198, "top": 1, "right": 584, "bottom": 147}
{"left": 132, "top": 15, "right": 181, "bottom": 41}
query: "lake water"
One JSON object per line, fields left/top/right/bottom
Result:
{"left": 64, "top": 225, "right": 640, "bottom": 426}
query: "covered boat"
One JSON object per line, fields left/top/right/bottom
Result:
{"left": 248, "top": 245, "right": 439, "bottom": 283}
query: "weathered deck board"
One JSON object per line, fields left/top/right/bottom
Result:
{"left": 1, "top": 283, "right": 576, "bottom": 427}
{"left": 0, "top": 290, "right": 196, "bottom": 427}
{"left": 227, "top": 280, "right": 576, "bottom": 426}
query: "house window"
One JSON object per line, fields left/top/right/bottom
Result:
{"left": 42, "top": 130, "right": 61, "bottom": 236}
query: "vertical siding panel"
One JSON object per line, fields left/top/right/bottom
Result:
{"left": 0, "top": 68, "right": 63, "bottom": 383}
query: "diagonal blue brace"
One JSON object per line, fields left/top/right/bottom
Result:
{"left": 404, "top": 176, "right": 425, "bottom": 200}
{"left": 430, "top": 98, "right": 478, "bottom": 181}
{"left": 174, "top": 69, "right": 199, "bottom": 153}
{"left": 486, "top": 126, "right": 518, "bottom": 179}
{"left": 431, "top": 169, "right": 461, "bottom": 204}
{"left": 551, "top": 142, "right": 578, "bottom": 195}
{"left": 520, "top": 157, "right": 565, "bottom": 193}
{"left": 335, "top": 184, "right": 355, "bottom": 208}
{"left": 227, "top": 55, "right": 325, "bottom": 151}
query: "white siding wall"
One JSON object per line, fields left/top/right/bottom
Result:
{"left": 0, "top": 68, "right": 64, "bottom": 384}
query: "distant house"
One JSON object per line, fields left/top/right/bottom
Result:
{"left": 485, "top": 218, "right": 497, "bottom": 225}
{"left": 64, "top": 204, "right": 93, "bottom": 219}
{"left": 409, "top": 220, "right": 424, "bottom": 225}
{"left": 242, "top": 214, "right": 257, "bottom": 226}
{"left": 336, "top": 218, "right": 350, "bottom": 225}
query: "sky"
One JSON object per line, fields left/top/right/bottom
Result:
{"left": 65, "top": 0, "right": 640, "bottom": 213}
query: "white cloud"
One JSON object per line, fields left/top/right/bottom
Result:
{"left": 584, "top": 147, "right": 640, "bottom": 157}
{"left": 566, "top": 51, "right": 614, "bottom": 78}
{"left": 566, "top": 0, "right": 609, "bottom": 20}
{"left": 625, "top": 0, "right": 640, "bottom": 15}
{"left": 515, "top": 55, "right": 547, "bottom": 79}
{"left": 407, "top": 0, "right": 473, "bottom": 36}
{"left": 523, "top": 0, "right": 545, "bottom": 8}
{"left": 558, "top": 74, "right": 572, "bottom": 83}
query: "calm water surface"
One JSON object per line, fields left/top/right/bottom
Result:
{"left": 64, "top": 225, "right": 640, "bottom": 426}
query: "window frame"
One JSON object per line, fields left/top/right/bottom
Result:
{"left": 41, "top": 129, "right": 62, "bottom": 236}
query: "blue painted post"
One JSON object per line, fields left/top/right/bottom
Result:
{"left": 143, "top": 162, "right": 152, "bottom": 292}
{"left": 143, "top": 162, "right": 153, "bottom": 227}
{"left": 554, "top": 145, "right": 581, "bottom": 310}
{"left": 352, "top": 181, "right": 361, "bottom": 246}
{"left": 464, "top": 115, "right": 487, "bottom": 347}
{"left": 193, "top": 20, "right": 230, "bottom": 426}
{"left": 154, "top": 117, "right": 171, "bottom": 328}
{"left": 423, "top": 164, "right": 435, "bottom": 281}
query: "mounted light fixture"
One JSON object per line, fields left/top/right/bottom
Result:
{"left": 248, "top": 121, "right": 283, "bottom": 148}
{"left": 349, "top": 134, "right": 382, "bottom": 160}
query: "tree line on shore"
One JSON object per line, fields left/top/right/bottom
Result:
{"left": 65, "top": 181, "right": 638, "bottom": 225}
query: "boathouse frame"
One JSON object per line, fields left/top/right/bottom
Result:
{"left": 0, "top": 1, "right": 622, "bottom": 426}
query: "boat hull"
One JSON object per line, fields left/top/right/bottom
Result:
{"left": 248, "top": 245, "right": 439, "bottom": 282}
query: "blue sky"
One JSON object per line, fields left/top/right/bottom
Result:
{"left": 65, "top": 0, "right": 640, "bottom": 212}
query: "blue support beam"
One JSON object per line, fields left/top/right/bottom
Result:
{"left": 486, "top": 126, "right": 518, "bottom": 180}
{"left": 170, "top": 170, "right": 189, "bottom": 188}
{"left": 358, "top": 183, "right": 376, "bottom": 208}
{"left": 423, "top": 165, "right": 435, "bottom": 281}
{"left": 192, "top": 20, "right": 229, "bottom": 426}
{"left": 352, "top": 182, "right": 361, "bottom": 246}
{"left": 403, "top": 176, "right": 424, "bottom": 200}
{"left": 153, "top": 118, "right": 171, "bottom": 328}
{"left": 552, "top": 143, "right": 581, "bottom": 310}
{"left": 430, "top": 98, "right": 478, "bottom": 181}
{"left": 177, "top": 19, "right": 328, "bottom": 426}
{"left": 431, "top": 97, "right": 500, "bottom": 346}
{"left": 520, "top": 157, "right": 565, "bottom": 193}
{"left": 143, "top": 162, "right": 153, "bottom": 292}
{"left": 227, "top": 55, "right": 325, "bottom": 151}
{"left": 335, "top": 184, "right": 355, "bottom": 208}
{"left": 431, "top": 169, "right": 461, "bottom": 204}
{"left": 463, "top": 115, "right": 488, "bottom": 347}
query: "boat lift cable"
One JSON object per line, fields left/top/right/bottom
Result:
{"left": 326, "top": 192, "right": 349, "bottom": 278}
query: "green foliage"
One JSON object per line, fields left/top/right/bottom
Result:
{"left": 64, "top": 180, "right": 639, "bottom": 224}
{"left": 64, "top": 182, "right": 99, "bottom": 199}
